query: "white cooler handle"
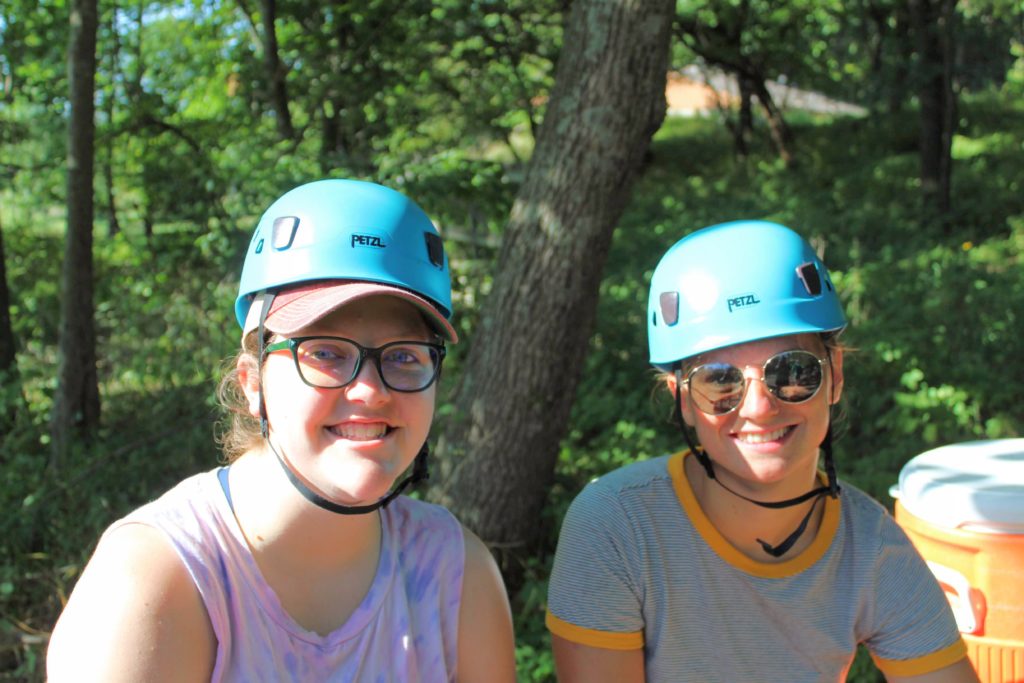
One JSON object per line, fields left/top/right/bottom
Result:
{"left": 926, "top": 561, "right": 982, "bottom": 634}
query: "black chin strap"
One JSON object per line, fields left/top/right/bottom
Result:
{"left": 672, "top": 366, "right": 841, "bottom": 558}
{"left": 252, "top": 290, "right": 431, "bottom": 516}
{"left": 268, "top": 438, "right": 430, "bottom": 515}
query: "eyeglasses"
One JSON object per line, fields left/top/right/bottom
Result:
{"left": 682, "top": 349, "right": 825, "bottom": 415}
{"left": 264, "top": 336, "right": 446, "bottom": 393}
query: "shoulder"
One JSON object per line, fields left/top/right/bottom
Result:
{"left": 460, "top": 528, "right": 508, "bottom": 604}
{"left": 560, "top": 455, "right": 676, "bottom": 540}
{"left": 838, "top": 481, "right": 891, "bottom": 520}
{"left": 457, "top": 528, "right": 516, "bottom": 683}
{"left": 569, "top": 455, "right": 674, "bottom": 512}
{"left": 120, "top": 469, "right": 223, "bottom": 535}
{"left": 390, "top": 493, "right": 460, "bottom": 524}
{"left": 837, "top": 481, "right": 912, "bottom": 554}
{"left": 588, "top": 454, "right": 675, "bottom": 493}
{"left": 47, "top": 522, "right": 216, "bottom": 682}
{"left": 386, "top": 495, "right": 465, "bottom": 549}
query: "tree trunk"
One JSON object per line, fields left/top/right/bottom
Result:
{"left": 750, "top": 75, "right": 794, "bottom": 166}
{"left": 51, "top": 0, "right": 101, "bottom": 469}
{"left": 888, "top": 11, "right": 913, "bottom": 115}
{"left": 105, "top": 3, "right": 121, "bottom": 238}
{"left": 736, "top": 73, "right": 754, "bottom": 159}
{"left": 260, "top": 0, "right": 294, "bottom": 140}
{"left": 431, "top": 0, "right": 675, "bottom": 590}
{"left": 909, "top": 0, "right": 957, "bottom": 221}
{"left": 0, "top": 215, "right": 21, "bottom": 432}
{"left": 104, "top": 148, "right": 121, "bottom": 237}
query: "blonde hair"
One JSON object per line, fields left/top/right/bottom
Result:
{"left": 214, "top": 313, "right": 447, "bottom": 463}
{"left": 215, "top": 330, "right": 264, "bottom": 463}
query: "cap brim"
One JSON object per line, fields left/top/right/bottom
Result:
{"left": 243, "top": 281, "right": 458, "bottom": 343}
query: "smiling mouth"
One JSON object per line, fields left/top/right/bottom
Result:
{"left": 328, "top": 423, "right": 391, "bottom": 441}
{"left": 734, "top": 426, "right": 792, "bottom": 444}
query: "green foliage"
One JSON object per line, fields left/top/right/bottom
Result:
{"left": 3, "top": 0, "right": 1024, "bottom": 678}
{"left": 8, "top": 90, "right": 1023, "bottom": 682}
{"left": 514, "top": 94, "right": 1024, "bottom": 681}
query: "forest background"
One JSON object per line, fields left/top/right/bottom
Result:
{"left": 2, "top": 0, "right": 1023, "bottom": 681}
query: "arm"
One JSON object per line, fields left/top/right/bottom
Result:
{"left": 886, "top": 657, "right": 980, "bottom": 683}
{"left": 456, "top": 528, "right": 516, "bottom": 683}
{"left": 552, "top": 634, "right": 645, "bottom": 683}
{"left": 47, "top": 524, "right": 216, "bottom": 683}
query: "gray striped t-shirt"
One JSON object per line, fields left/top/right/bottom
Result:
{"left": 547, "top": 452, "right": 966, "bottom": 682}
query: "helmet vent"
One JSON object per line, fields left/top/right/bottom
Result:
{"left": 796, "top": 262, "right": 822, "bottom": 296}
{"left": 272, "top": 216, "right": 300, "bottom": 251}
{"left": 659, "top": 291, "right": 679, "bottom": 326}
{"left": 425, "top": 233, "right": 444, "bottom": 268}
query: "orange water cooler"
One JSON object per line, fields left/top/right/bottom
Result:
{"left": 892, "top": 439, "right": 1024, "bottom": 683}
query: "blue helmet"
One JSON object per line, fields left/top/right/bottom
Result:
{"left": 235, "top": 179, "right": 453, "bottom": 331}
{"left": 648, "top": 220, "right": 846, "bottom": 369}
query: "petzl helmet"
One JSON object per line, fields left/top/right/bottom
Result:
{"left": 648, "top": 220, "right": 845, "bottom": 369}
{"left": 236, "top": 179, "right": 454, "bottom": 516}
{"left": 235, "top": 178, "right": 454, "bottom": 333}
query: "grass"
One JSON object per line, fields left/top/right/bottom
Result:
{"left": 2, "top": 92, "right": 1022, "bottom": 681}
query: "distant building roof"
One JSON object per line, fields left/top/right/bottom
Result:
{"left": 666, "top": 65, "right": 867, "bottom": 117}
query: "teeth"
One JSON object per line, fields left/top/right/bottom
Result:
{"left": 736, "top": 427, "right": 789, "bottom": 444}
{"left": 330, "top": 423, "right": 388, "bottom": 441}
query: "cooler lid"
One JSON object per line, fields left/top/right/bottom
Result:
{"left": 894, "top": 438, "right": 1024, "bottom": 534}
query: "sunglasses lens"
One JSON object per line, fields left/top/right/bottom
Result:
{"left": 764, "top": 350, "right": 822, "bottom": 402}
{"left": 686, "top": 350, "right": 824, "bottom": 415}
{"left": 688, "top": 363, "right": 746, "bottom": 415}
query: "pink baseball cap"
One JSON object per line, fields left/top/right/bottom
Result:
{"left": 242, "top": 280, "right": 458, "bottom": 343}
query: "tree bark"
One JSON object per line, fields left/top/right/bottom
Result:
{"left": 105, "top": 4, "right": 121, "bottom": 238}
{"left": 259, "top": 0, "right": 294, "bottom": 140}
{"left": 736, "top": 73, "right": 754, "bottom": 159}
{"left": 51, "top": 0, "right": 101, "bottom": 468}
{"left": 750, "top": 75, "right": 794, "bottom": 166}
{"left": 909, "top": 0, "right": 957, "bottom": 221}
{"left": 431, "top": 0, "right": 675, "bottom": 590}
{"left": 104, "top": 147, "right": 121, "bottom": 237}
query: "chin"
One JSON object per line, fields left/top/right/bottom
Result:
{"left": 327, "top": 470, "right": 403, "bottom": 504}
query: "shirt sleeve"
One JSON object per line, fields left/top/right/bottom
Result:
{"left": 545, "top": 479, "right": 645, "bottom": 650}
{"left": 865, "top": 516, "right": 968, "bottom": 677}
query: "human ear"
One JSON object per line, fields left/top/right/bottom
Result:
{"left": 665, "top": 371, "right": 696, "bottom": 427}
{"left": 237, "top": 354, "right": 262, "bottom": 418}
{"left": 827, "top": 348, "right": 844, "bottom": 405}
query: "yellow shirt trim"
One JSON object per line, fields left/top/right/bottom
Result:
{"left": 668, "top": 451, "right": 841, "bottom": 578}
{"left": 545, "top": 611, "right": 644, "bottom": 651}
{"left": 872, "top": 638, "right": 968, "bottom": 677}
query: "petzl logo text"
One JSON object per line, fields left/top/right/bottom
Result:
{"left": 352, "top": 234, "right": 387, "bottom": 248}
{"left": 727, "top": 294, "right": 761, "bottom": 312}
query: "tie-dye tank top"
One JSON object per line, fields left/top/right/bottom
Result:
{"left": 106, "top": 469, "right": 465, "bottom": 682}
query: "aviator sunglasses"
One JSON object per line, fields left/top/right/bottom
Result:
{"left": 681, "top": 349, "right": 826, "bottom": 415}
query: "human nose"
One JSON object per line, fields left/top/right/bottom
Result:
{"left": 343, "top": 355, "right": 390, "bottom": 403}
{"left": 737, "top": 371, "right": 778, "bottom": 417}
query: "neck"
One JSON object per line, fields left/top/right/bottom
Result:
{"left": 228, "top": 450, "right": 382, "bottom": 571}
{"left": 684, "top": 454, "right": 825, "bottom": 562}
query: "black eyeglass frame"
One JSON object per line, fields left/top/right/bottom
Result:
{"left": 263, "top": 335, "right": 446, "bottom": 393}
{"left": 681, "top": 349, "right": 826, "bottom": 416}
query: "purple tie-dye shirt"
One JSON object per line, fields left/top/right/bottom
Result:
{"left": 106, "top": 470, "right": 464, "bottom": 682}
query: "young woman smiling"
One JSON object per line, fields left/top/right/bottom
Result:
{"left": 545, "top": 221, "right": 978, "bottom": 683}
{"left": 47, "top": 180, "right": 516, "bottom": 682}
